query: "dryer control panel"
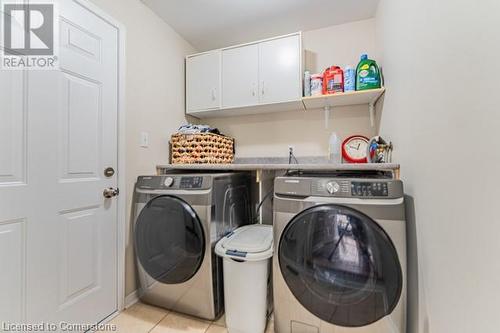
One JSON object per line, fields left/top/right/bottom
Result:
{"left": 277, "top": 177, "right": 403, "bottom": 199}
{"left": 136, "top": 175, "right": 211, "bottom": 191}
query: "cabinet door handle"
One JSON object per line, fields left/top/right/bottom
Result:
{"left": 252, "top": 83, "right": 256, "bottom": 96}
{"left": 261, "top": 81, "right": 265, "bottom": 96}
{"left": 211, "top": 88, "right": 216, "bottom": 101}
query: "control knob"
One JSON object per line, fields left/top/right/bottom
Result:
{"left": 326, "top": 181, "right": 340, "bottom": 194}
{"left": 164, "top": 177, "right": 174, "bottom": 187}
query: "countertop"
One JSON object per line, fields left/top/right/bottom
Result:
{"left": 157, "top": 162, "right": 400, "bottom": 172}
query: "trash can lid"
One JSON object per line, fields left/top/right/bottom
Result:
{"left": 215, "top": 224, "right": 273, "bottom": 261}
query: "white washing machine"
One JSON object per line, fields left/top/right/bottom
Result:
{"left": 273, "top": 172, "right": 406, "bottom": 333}
{"left": 133, "top": 173, "right": 253, "bottom": 320}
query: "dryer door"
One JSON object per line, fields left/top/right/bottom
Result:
{"left": 135, "top": 195, "right": 205, "bottom": 284}
{"left": 279, "top": 204, "right": 402, "bottom": 327}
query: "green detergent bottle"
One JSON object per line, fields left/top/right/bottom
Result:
{"left": 356, "top": 54, "right": 381, "bottom": 90}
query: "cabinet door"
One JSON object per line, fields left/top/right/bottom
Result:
{"left": 259, "top": 34, "right": 301, "bottom": 104}
{"left": 222, "top": 44, "right": 259, "bottom": 108}
{"left": 186, "top": 52, "right": 221, "bottom": 112}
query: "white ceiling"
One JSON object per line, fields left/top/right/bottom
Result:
{"left": 142, "top": 0, "right": 380, "bottom": 51}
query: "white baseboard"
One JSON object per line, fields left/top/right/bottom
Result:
{"left": 124, "top": 290, "right": 139, "bottom": 309}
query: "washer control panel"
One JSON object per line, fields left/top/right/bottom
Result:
{"left": 351, "top": 181, "right": 389, "bottom": 197}
{"left": 308, "top": 178, "right": 399, "bottom": 198}
{"left": 312, "top": 179, "right": 350, "bottom": 196}
{"left": 180, "top": 176, "right": 204, "bottom": 189}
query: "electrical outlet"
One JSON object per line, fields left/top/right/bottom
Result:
{"left": 140, "top": 132, "right": 149, "bottom": 148}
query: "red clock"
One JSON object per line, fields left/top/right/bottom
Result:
{"left": 342, "top": 135, "right": 369, "bottom": 163}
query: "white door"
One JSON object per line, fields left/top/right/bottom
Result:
{"left": 259, "top": 35, "right": 301, "bottom": 104}
{"left": 0, "top": 0, "right": 119, "bottom": 329}
{"left": 222, "top": 44, "right": 259, "bottom": 108}
{"left": 186, "top": 51, "right": 221, "bottom": 112}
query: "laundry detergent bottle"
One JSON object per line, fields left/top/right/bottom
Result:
{"left": 356, "top": 54, "right": 381, "bottom": 90}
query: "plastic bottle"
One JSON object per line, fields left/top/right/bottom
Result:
{"left": 344, "top": 65, "right": 356, "bottom": 92}
{"left": 304, "top": 71, "right": 311, "bottom": 97}
{"left": 356, "top": 54, "right": 381, "bottom": 90}
{"left": 323, "top": 66, "right": 344, "bottom": 94}
{"left": 310, "top": 74, "right": 323, "bottom": 96}
{"left": 329, "top": 132, "right": 342, "bottom": 164}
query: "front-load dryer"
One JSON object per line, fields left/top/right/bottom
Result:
{"left": 133, "top": 173, "right": 252, "bottom": 320}
{"left": 273, "top": 173, "right": 406, "bottom": 332}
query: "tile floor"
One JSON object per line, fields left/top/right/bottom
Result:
{"left": 105, "top": 302, "right": 274, "bottom": 333}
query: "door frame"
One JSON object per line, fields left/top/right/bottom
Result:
{"left": 72, "top": 0, "right": 127, "bottom": 314}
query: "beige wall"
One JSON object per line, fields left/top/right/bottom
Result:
{"left": 88, "top": 0, "right": 196, "bottom": 297}
{"left": 376, "top": 1, "right": 500, "bottom": 332}
{"left": 201, "top": 19, "right": 379, "bottom": 159}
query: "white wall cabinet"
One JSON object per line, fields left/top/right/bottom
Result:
{"left": 222, "top": 44, "right": 259, "bottom": 108}
{"left": 186, "top": 32, "right": 302, "bottom": 117}
{"left": 186, "top": 51, "right": 221, "bottom": 112}
{"left": 259, "top": 34, "right": 301, "bottom": 105}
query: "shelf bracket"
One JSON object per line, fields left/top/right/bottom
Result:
{"left": 369, "top": 102, "right": 375, "bottom": 127}
{"left": 324, "top": 105, "right": 331, "bottom": 129}
{"left": 369, "top": 89, "right": 385, "bottom": 128}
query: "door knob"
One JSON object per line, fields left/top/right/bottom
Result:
{"left": 103, "top": 187, "right": 120, "bottom": 198}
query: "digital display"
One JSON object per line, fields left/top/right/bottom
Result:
{"left": 351, "top": 182, "right": 388, "bottom": 197}
{"left": 180, "top": 176, "right": 203, "bottom": 189}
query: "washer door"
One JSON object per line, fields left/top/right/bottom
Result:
{"left": 135, "top": 195, "right": 205, "bottom": 284}
{"left": 279, "top": 204, "right": 402, "bottom": 327}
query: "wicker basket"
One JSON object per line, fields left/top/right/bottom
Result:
{"left": 170, "top": 133, "right": 234, "bottom": 164}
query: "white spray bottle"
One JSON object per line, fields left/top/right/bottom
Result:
{"left": 329, "top": 132, "right": 342, "bottom": 164}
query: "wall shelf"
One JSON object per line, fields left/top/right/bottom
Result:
{"left": 301, "top": 88, "right": 385, "bottom": 127}
{"left": 187, "top": 87, "right": 386, "bottom": 121}
{"left": 302, "top": 88, "right": 385, "bottom": 109}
